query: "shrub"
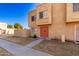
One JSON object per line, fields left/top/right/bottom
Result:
{"left": 32, "top": 35, "right": 37, "bottom": 38}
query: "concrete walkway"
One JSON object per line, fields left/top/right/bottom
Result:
{"left": 0, "top": 39, "right": 51, "bottom": 56}
{"left": 26, "top": 38, "right": 44, "bottom": 48}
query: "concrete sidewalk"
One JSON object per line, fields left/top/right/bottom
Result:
{"left": 0, "top": 39, "right": 51, "bottom": 56}
{"left": 26, "top": 38, "right": 43, "bottom": 48}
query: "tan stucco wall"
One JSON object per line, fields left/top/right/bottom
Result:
{"left": 28, "top": 10, "right": 37, "bottom": 28}
{"left": 29, "top": 3, "right": 79, "bottom": 41}
{"left": 49, "top": 3, "right": 66, "bottom": 40}
{"left": 36, "top": 3, "right": 52, "bottom": 25}
{"left": 67, "top": 4, "right": 79, "bottom": 22}
{"left": 65, "top": 23, "right": 75, "bottom": 41}
{"left": 49, "top": 4, "right": 75, "bottom": 41}
{"left": 28, "top": 10, "right": 40, "bottom": 37}
{"left": 48, "top": 4, "right": 79, "bottom": 42}
{"left": 14, "top": 29, "right": 30, "bottom": 37}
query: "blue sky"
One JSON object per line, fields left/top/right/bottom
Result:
{"left": 0, "top": 3, "right": 37, "bottom": 29}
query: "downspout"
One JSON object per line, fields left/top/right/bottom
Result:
{"left": 74, "top": 24, "right": 76, "bottom": 43}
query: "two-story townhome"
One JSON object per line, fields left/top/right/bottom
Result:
{"left": 29, "top": 3, "right": 79, "bottom": 43}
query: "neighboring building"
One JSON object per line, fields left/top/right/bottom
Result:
{"left": 0, "top": 22, "right": 7, "bottom": 35}
{"left": 29, "top": 3, "right": 79, "bottom": 42}
{"left": 0, "top": 22, "right": 14, "bottom": 35}
{"left": 6, "top": 28, "right": 14, "bottom": 35}
{"left": 0, "top": 22, "right": 30, "bottom": 37}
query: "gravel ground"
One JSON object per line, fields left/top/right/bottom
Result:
{"left": 33, "top": 39, "right": 79, "bottom": 56}
{"left": 3, "top": 36, "right": 36, "bottom": 45}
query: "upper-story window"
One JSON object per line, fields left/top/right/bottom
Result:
{"left": 31, "top": 15, "right": 36, "bottom": 22}
{"left": 39, "top": 10, "right": 48, "bottom": 19}
{"left": 73, "top": 3, "right": 79, "bottom": 12}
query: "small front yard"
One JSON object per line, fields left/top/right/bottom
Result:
{"left": 33, "top": 39, "right": 79, "bottom": 56}
{"left": 0, "top": 47, "right": 12, "bottom": 56}
{"left": 3, "top": 36, "right": 36, "bottom": 45}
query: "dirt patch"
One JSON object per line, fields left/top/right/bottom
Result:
{"left": 33, "top": 39, "right": 79, "bottom": 56}
{"left": 3, "top": 36, "right": 36, "bottom": 45}
{"left": 0, "top": 47, "right": 12, "bottom": 56}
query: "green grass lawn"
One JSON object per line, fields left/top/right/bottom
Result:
{"left": 33, "top": 39, "right": 79, "bottom": 56}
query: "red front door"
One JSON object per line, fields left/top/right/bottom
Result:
{"left": 40, "top": 25, "right": 48, "bottom": 38}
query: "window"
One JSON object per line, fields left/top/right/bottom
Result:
{"left": 39, "top": 11, "right": 48, "bottom": 19}
{"left": 31, "top": 15, "right": 36, "bottom": 22}
{"left": 39, "top": 12, "right": 43, "bottom": 19}
{"left": 73, "top": 3, "right": 79, "bottom": 12}
{"left": 32, "top": 28, "right": 38, "bottom": 34}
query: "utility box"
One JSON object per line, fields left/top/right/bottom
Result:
{"left": 61, "top": 35, "right": 65, "bottom": 43}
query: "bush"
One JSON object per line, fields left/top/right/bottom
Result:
{"left": 32, "top": 35, "right": 37, "bottom": 38}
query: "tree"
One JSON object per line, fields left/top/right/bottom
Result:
{"left": 7, "top": 24, "right": 13, "bottom": 28}
{"left": 14, "top": 23, "right": 23, "bottom": 29}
